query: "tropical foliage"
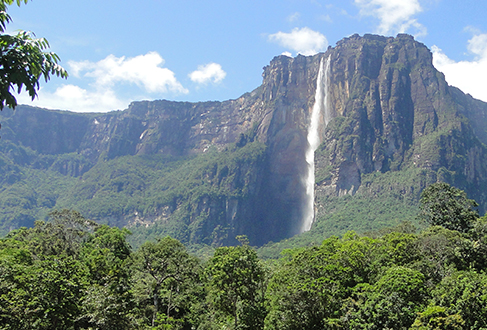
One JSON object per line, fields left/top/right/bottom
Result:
{"left": 1, "top": 183, "right": 487, "bottom": 329}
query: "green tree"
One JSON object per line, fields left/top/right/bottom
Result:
{"left": 0, "top": 230, "right": 86, "bottom": 330}
{"left": 0, "top": 0, "right": 67, "bottom": 109}
{"left": 265, "top": 245, "right": 341, "bottom": 330}
{"left": 265, "top": 233, "right": 384, "bottom": 330}
{"left": 134, "top": 236, "right": 200, "bottom": 328}
{"left": 205, "top": 243, "right": 266, "bottom": 330}
{"left": 0, "top": 211, "right": 138, "bottom": 329}
{"left": 429, "top": 271, "right": 487, "bottom": 329}
{"left": 418, "top": 182, "right": 479, "bottom": 233}
{"left": 8, "top": 209, "right": 98, "bottom": 258}
{"left": 79, "top": 225, "right": 135, "bottom": 329}
{"left": 0, "top": 238, "right": 34, "bottom": 329}
{"left": 412, "top": 226, "right": 475, "bottom": 283}
{"left": 348, "top": 266, "right": 427, "bottom": 329}
{"left": 467, "top": 216, "right": 487, "bottom": 270}
{"left": 411, "top": 305, "right": 465, "bottom": 329}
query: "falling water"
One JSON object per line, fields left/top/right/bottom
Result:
{"left": 301, "top": 55, "right": 331, "bottom": 233}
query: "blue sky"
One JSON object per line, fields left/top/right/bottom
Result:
{"left": 6, "top": 0, "right": 487, "bottom": 112}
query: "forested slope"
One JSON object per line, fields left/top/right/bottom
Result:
{"left": 2, "top": 184, "right": 487, "bottom": 329}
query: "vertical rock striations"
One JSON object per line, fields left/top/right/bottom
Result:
{"left": 2, "top": 34, "right": 487, "bottom": 244}
{"left": 313, "top": 34, "right": 487, "bottom": 233}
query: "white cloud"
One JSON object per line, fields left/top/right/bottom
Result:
{"left": 467, "top": 33, "right": 487, "bottom": 58}
{"left": 16, "top": 52, "right": 188, "bottom": 112}
{"left": 432, "top": 33, "right": 487, "bottom": 102}
{"left": 69, "top": 52, "right": 188, "bottom": 94}
{"left": 268, "top": 27, "right": 328, "bottom": 56}
{"left": 16, "top": 84, "right": 128, "bottom": 113}
{"left": 354, "top": 0, "right": 426, "bottom": 36}
{"left": 189, "top": 63, "right": 226, "bottom": 84}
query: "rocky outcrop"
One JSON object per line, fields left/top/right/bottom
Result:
{"left": 2, "top": 33, "right": 487, "bottom": 245}
{"left": 312, "top": 34, "right": 487, "bottom": 210}
{"left": 314, "top": 34, "right": 441, "bottom": 193}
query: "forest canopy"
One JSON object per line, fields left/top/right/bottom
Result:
{"left": 1, "top": 183, "right": 487, "bottom": 329}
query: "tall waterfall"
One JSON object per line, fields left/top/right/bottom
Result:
{"left": 300, "top": 55, "right": 331, "bottom": 233}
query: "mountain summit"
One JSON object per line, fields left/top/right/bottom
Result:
{"left": 1, "top": 34, "right": 487, "bottom": 246}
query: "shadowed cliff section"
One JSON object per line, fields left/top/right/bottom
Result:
{"left": 2, "top": 34, "right": 487, "bottom": 246}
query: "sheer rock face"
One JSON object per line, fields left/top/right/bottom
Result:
{"left": 315, "top": 34, "right": 435, "bottom": 196}
{"left": 314, "top": 34, "right": 487, "bottom": 208}
{"left": 2, "top": 33, "right": 487, "bottom": 244}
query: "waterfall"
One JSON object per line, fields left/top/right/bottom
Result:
{"left": 301, "top": 55, "right": 330, "bottom": 233}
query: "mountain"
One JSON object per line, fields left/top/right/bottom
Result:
{"left": 1, "top": 33, "right": 487, "bottom": 247}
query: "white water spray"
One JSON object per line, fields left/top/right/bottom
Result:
{"left": 301, "top": 56, "right": 331, "bottom": 233}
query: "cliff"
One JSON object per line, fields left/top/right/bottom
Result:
{"left": 1, "top": 33, "right": 487, "bottom": 245}
{"left": 313, "top": 34, "right": 487, "bottom": 234}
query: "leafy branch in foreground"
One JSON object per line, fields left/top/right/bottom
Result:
{"left": 0, "top": 0, "right": 68, "bottom": 110}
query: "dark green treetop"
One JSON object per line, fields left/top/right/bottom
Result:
{"left": 418, "top": 182, "right": 479, "bottom": 233}
{"left": 205, "top": 243, "right": 266, "bottom": 330}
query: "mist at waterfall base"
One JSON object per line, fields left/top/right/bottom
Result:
{"left": 300, "top": 56, "right": 331, "bottom": 233}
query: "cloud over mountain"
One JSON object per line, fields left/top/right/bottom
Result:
{"left": 268, "top": 27, "right": 328, "bottom": 56}
{"left": 17, "top": 52, "right": 189, "bottom": 112}
{"left": 354, "top": 0, "right": 426, "bottom": 36}
{"left": 69, "top": 52, "right": 188, "bottom": 94}
{"left": 189, "top": 63, "right": 226, "bottom": 84}
{"left": 433, "top": 32, "right": 487, "bottom": 103}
